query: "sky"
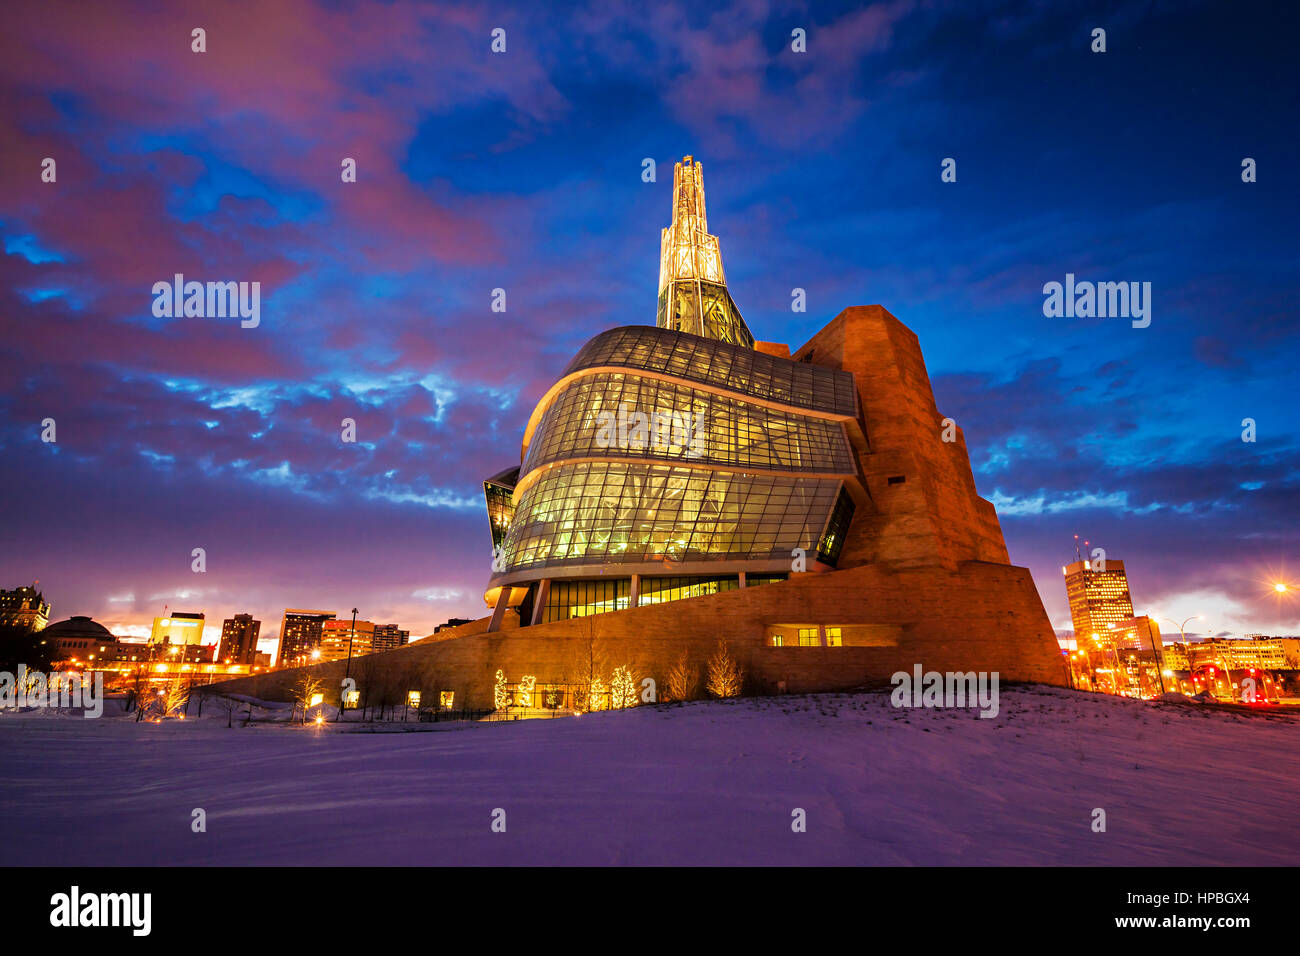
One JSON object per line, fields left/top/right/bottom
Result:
{"left": 1, "top": 0, "right": 1296, "bottom": 655}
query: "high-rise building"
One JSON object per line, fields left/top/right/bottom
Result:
{"left": 218, "top": 614, "right": 261, "bottom": 664}
{"left": 1189, "top": 638, "right": 1288, "bottom": 671}
{"left": 318, "top": 618, "right": 374, "bottom": 663}
{"left": 0, "top": 585, "right": 50, "bottom": 631}
{"left": 149, "top": 611, "right": 206, "bottom": 646}
{"left": 1107, "top": 615, "right": 1164, "bottom": 668}
{"left": 276, "top": 609, "right": 335, "bottom": 667}
{"left": 1109, "top": 615, "right": 1161, "bottom": 650}
{"left": 372, "top": 623, "right": 410, "bottom": 652}
{"left": 1064, "top": 558, "right": 1134, "bottom": 650}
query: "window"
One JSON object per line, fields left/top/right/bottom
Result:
{"left": 816, "top": 488, "right": 856, "bottom": 566}
{"left": 825, "top": 627, "right": 842, "bottom": 647}
{"left": 798, "top": 627, "right": 820, "bottom": 647}
{"left": 771, "top": 634, "right": 784, "bottom": 647}
{"left": 439, "top": 691, "right": 455, "bottom": 710}
{"left": 541, "top": 578, "right": 631, "bottom": 623}
{"left": 640, "top": 575, "right": 739, "bottom": 606}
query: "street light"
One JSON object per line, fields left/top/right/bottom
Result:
{"left": 1160, "top": 616, "right": 1199, "bottom": 693}
{"left": 344, "top": 608, "right": 358, "bottom": 679}
{"left": 333, "top": 607, "right": 359, "bottom": 724}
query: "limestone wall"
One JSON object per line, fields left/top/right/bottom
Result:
{"left": 209, "top": 560, "right": 1066, "bottom": 709}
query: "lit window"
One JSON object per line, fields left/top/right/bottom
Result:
{"left": 771, "top": 634, "right": 784, "bottom": 647}
{"left": 798, "top": 627, "right": 819, "bottom": 647}
{"left": 825, "top": 627, "right": 842, "bottom": 647}
{"left": 440, "top": 691, "right": 455, "bottom": 710}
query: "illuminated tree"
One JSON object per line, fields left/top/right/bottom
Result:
{"left": 290, "top": 674, "right": 323, "bottom": 725}
{"left": 706, "top": 640, "right": 743, "bottom": 698}
{"left": 516, "top": 674, "right": 536, "bottom": 708}
{"left": 610, "top": 666, "right": 637, "bottom": 709}
{"left": 161, "top": 678, "right": 189, "bottom": 717}
{"left": 665, "top": 650, "right": 698, "bottom": 702}
{"left": 588, "top": 674, "right": 608, "bottom": 711}
{"left": 493, "top": 669, "right": 509, "bottom": 710}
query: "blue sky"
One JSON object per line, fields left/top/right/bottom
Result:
{"left": 0, "top": 0, "right": 1295, "bottom": 646}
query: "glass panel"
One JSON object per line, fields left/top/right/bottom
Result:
{"left": 499, "top": 463, "right": 842, "bottom": 573}
{"left": 563, "top": 326, "right": 857, "bottom": 418}
{"left": 524, "top": 372, "right": 854, "bottom": 476}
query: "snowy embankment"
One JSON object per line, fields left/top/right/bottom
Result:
{"left": 1, "top": 685, "right": 1295, "bottom": 866}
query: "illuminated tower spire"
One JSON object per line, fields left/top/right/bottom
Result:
{"left": 656, "top": 156, "right": 755, "bottom": 348}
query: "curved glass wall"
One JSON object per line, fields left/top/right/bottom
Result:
{"left": 522, "top": 372, "right": 854, "bottom": 476}
{"left": 500, "top": 461, "right": 842, "bottom": 572}
{"left": 562, "top": 326, "right": 858, "bottom": 418}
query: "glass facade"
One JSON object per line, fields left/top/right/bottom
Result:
{"left": 656, "top": 279, "right": 754, "bottom": 348}
{"left": 523, "top": 371, "right": 854, "bottom": 476}
{"left": 561, "top": 326, "right": 858, "bottom": 418}
{"left": 502, "top": 462, "right": 842, "bottom": 571}
{"left": 483, "top": 467, "right": 519, "bottom": 550}
{"left": 815, "top": 488, "right": 856, "bottom": 566}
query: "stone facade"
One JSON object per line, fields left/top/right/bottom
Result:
{"left": 211, "top": 560, "right": 1064, "bottom": 708}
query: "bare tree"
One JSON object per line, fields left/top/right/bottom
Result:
{"left": 290, "top": 674, "right": 323, "bottom": 725}
{"left": 209, "top": 693, "right": 241, "bottom": 728}
{"left": 131, "top": 667, "right": 151, "bottom": 721}
{"left": 353, "top": 654, "right": 380, "bottom": 720}
{"left": 161, "top": 678, "right": 189, "bottom": 717}
{"left": 568, "top": 615, "right": 607, "bottom": 713}
{"left": 706, "top": 640, "right": 743, "bottom": 698}
{"left": 415, "top": 657, "right": 441, "bottom": 718}
{"left": 375, "top": 664, "right": 405, "bottom": 721}
{"left": 665, "top": 649, "right": 698, "bottom": 702}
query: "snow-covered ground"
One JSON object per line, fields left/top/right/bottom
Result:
{"left": 1, "top": 685, "right": 1296, "bottom": 865}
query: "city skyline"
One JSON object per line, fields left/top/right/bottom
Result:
{"left": 1, "top": 1, "right": 1296, "bottom": 644}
